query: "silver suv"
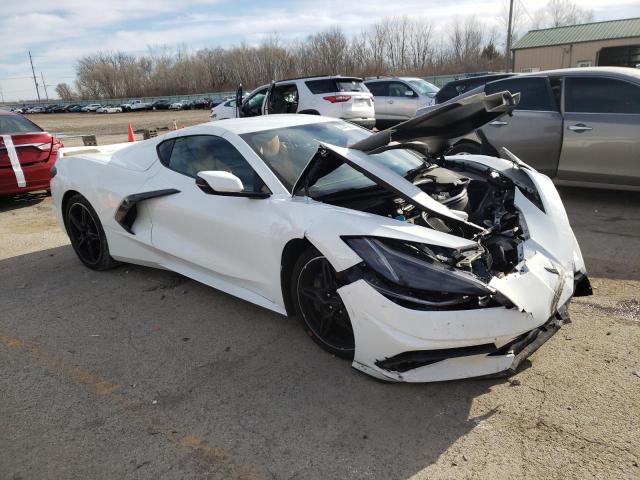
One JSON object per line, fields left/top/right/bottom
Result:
{"left": 364, "top": 77, "right": 439, "bottom": 128}
{"left": 440, "top": 67, "right": 640, "bottom": 190}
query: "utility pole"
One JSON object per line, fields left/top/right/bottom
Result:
{"left": 40, "top": 72, "right": 49, "bottom": 101}
{"left": 505, "top": 0, "right": 514, "bottom": 72}
{"left": 29, "top": 51, "right": 41, "bottom": 102}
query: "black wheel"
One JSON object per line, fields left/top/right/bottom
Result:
{"left": 64, "top": 194, "right": 119, "bottom": 270}
{"left": 291, "top": 248, "right": 355, "bottom": 359}
{"left": 447, "top": 142, "right": 482, "bottom": 156}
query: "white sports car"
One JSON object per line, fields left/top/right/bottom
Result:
{"left": 51, "top": 91, "right": 591, "bottom": 382}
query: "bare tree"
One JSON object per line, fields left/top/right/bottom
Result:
{"left": 72, "top": 15, "right": 506, "bottom": 99}
{"left": 55, "top": 82, "right": 75, "bottom": 101}
{"left": 499, "top": 0, "right": 525, "bottom": 49}
{"left": 544, "top": 0, "right": 594, "bottom": 28}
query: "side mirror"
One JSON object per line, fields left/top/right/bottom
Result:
{"left": 195, "top": 171, "right": 271, "bottom": 199}
{"left": 197, "top": 171, "right": 244, "bottom": 193}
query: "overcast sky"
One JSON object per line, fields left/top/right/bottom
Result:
{"left": 1, "top": 0, "right": 638, "bottom": 101}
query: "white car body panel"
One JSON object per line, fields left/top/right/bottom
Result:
{"left": 51, "top": 113, "right": 587, "bottom": 382}
{"left": 210, "top": 99, "right": 237, "bottom": 120}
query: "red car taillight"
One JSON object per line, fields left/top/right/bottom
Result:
{"left": 323, "top": 95, "right": 351, "bottom": 103}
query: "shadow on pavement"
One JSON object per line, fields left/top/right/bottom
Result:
{"left": 0, "top": 190, "right": 48, "bottom": 213}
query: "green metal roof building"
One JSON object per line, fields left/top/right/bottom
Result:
{"left": 512, "top": 18, "right": 640, "bottom": 72}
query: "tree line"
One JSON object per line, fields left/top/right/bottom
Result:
{"left": 56, "top": 1, "right": 594, "bottom": 100}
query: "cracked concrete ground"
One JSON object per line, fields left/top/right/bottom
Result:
{"left": 0, "top": 184, "right": 638, "bottom": 479}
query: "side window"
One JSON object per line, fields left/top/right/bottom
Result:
{"left": 306, "top": 79, "right": 336, "bottom": 94}
{"left": 486, "top": 77, "right": 554, "bottom": 111}
{"left": 565, "top": 77, "right": 640, "bottom": 114}
{"left": 365, "top": 82, "right": 389, "bottom": 96}
{"left": 269, "top": 84, "right": 299, "bottom": 114}
{"left": 241, "top": 89, "right": 267, "bottom": 117}
{"left": 158, "top": 135, "right": 266, "bottom": 193}
{"left": 388, "top": 82, "right": 415, "bottom": 97}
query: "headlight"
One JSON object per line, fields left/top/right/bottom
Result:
{"left": 343, "top": 237, "right": 494, "bottom": 307}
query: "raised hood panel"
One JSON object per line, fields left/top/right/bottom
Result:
{"left": 350, "top": 90, "right": 519, "bottom": 155}
{"left": 292, "top": 143, "right": 484, "bottom": 232}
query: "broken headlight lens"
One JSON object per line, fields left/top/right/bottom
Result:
{"left": 343, "top": 237, "right": 494, "bottom": 297}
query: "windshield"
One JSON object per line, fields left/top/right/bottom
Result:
{"left": 0, "top": 115, "right": 43, "bottom": 134}
{"left": 241, "top": 121, "right": 423, "bottom": 195}
{"left": 407, "top": 79, "right": 439, "bottom": 95}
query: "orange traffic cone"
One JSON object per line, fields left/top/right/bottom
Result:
{"left": 127, "top": 123, "right": 135, "bottom": 142}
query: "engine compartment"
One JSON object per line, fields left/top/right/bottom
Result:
{"left": 318, "top": 156, "right": 527, "bottom": 278}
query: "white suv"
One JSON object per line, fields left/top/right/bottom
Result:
{"left": 364, "top": 77, "right": 439, "bottom": 128}
{"left": 259, "top": 76, "right": 375, "bottom": 128}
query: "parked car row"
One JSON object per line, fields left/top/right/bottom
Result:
{"left": 211, "top": 75, "right": 442, "bottom": 128}
{"left": 9, "top": 97, "right": 218, "bottom": 115}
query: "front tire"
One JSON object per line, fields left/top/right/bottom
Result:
{"left": 291, "top": 248, "right": 355, "bottom": 359}
{"left": 64, "top": 194, "right": 120, "bottom": 271}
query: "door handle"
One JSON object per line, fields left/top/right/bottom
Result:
{"left": 489, "top": 121, "right": 508, "bottom": 126}
{"left": 568, "top": 124, "right": 593, "bottom": 132}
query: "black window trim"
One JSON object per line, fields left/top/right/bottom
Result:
{"left": 364, "top": 80, "right": 392, "bottom": 97}
{"left": 562, "top": 74, "right": 640, "bottom": 115}
{"left": 388, "top": 81, "right": 417, "bottom": 98}
{"left": 155, "top": 134, "right": 272, "bottom": 197}
{"left": 486, "top": 75, "right": 558, "bottom": 113}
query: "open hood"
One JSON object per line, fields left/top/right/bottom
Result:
{"left": 292, "top": 143, "right": 485, "bottom": 233}
{"left": 350, "top": 90, "right": 519, "bottom": 155}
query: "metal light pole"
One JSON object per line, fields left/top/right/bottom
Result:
{"left": 506, "top": 0, "right": 514, "bottom": 72}
{"left": 40, "top": 72, "right": 49, "bottom": 101}
{"left": 29, "top": 51, "right": 41, "bottom": 102}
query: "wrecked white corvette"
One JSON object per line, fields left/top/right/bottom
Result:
{"left": 50, "top": 91, "right": 592, "bottom": 382}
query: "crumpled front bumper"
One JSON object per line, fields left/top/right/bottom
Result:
{"left": 337, "top": 264, "right": 574, "bottom": 382}
{"left": 335, "top": 165, "right": 586, "bottom": 382}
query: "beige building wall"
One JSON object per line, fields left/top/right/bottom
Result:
{"left": 513, "top": 37, "right": 640, "bottom": 71}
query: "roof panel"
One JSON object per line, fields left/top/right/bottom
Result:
{"left": 512, "top": 17, "right": 640, "bottom": 50}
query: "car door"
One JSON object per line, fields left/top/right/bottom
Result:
{"left": 558, "top": 75, "right": 640, "bottom": 187}
{"left": 266, "top": 84, "right": 299, "bottom": 114}
{"left": 365, "top": 81, "right": 391, "bottom": 120}
{"left": 239, "top": 87, "right": 268, "bottom": 118}
{"left": 481, "top": 76, "right": 563, "bottom": 176}
{"left": 385, "top": 82, "right": 419, "bottom": 121}
{"left": 141, "top": 132, "right": 287, "bottom": 307}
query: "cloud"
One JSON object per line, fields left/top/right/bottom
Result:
{"left": 1, "top": 0, "right": 638, "bottom": 100}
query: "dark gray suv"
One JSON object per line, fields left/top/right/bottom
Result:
{"left": 439, "top": 67, "right": 640, "bottom": 191}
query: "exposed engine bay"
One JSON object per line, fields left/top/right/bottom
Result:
{"left": 317, "top": 154, "right": 527, "bottom": 281}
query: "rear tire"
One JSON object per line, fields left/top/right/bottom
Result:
{"left": 64, "top": 193, "right": 120, "bottom": 271}
{"left": 290, "top": 248, "right": 355, "bottom": 359}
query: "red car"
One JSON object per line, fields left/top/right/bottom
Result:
{"left": 0, "top": 110, "right": 63, "bottom": 196}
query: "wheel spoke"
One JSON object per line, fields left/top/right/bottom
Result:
{"left": 321, "top": 260, "right": 335, "bottom": 289}
{"left": 87, "top": 239, "right": 98, "bottom": 261}
{"left": 319, "top": 312, "right": 334, "bottom": 336}
{"left": 299, "top": 287, "right": 322, "bottom": 302}
{"left": 69, "top": 213, "right": 82, "bottom": 230}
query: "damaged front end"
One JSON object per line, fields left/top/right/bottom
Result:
{"left": 296, "top": 91, "right": 591, "bottom": 381}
